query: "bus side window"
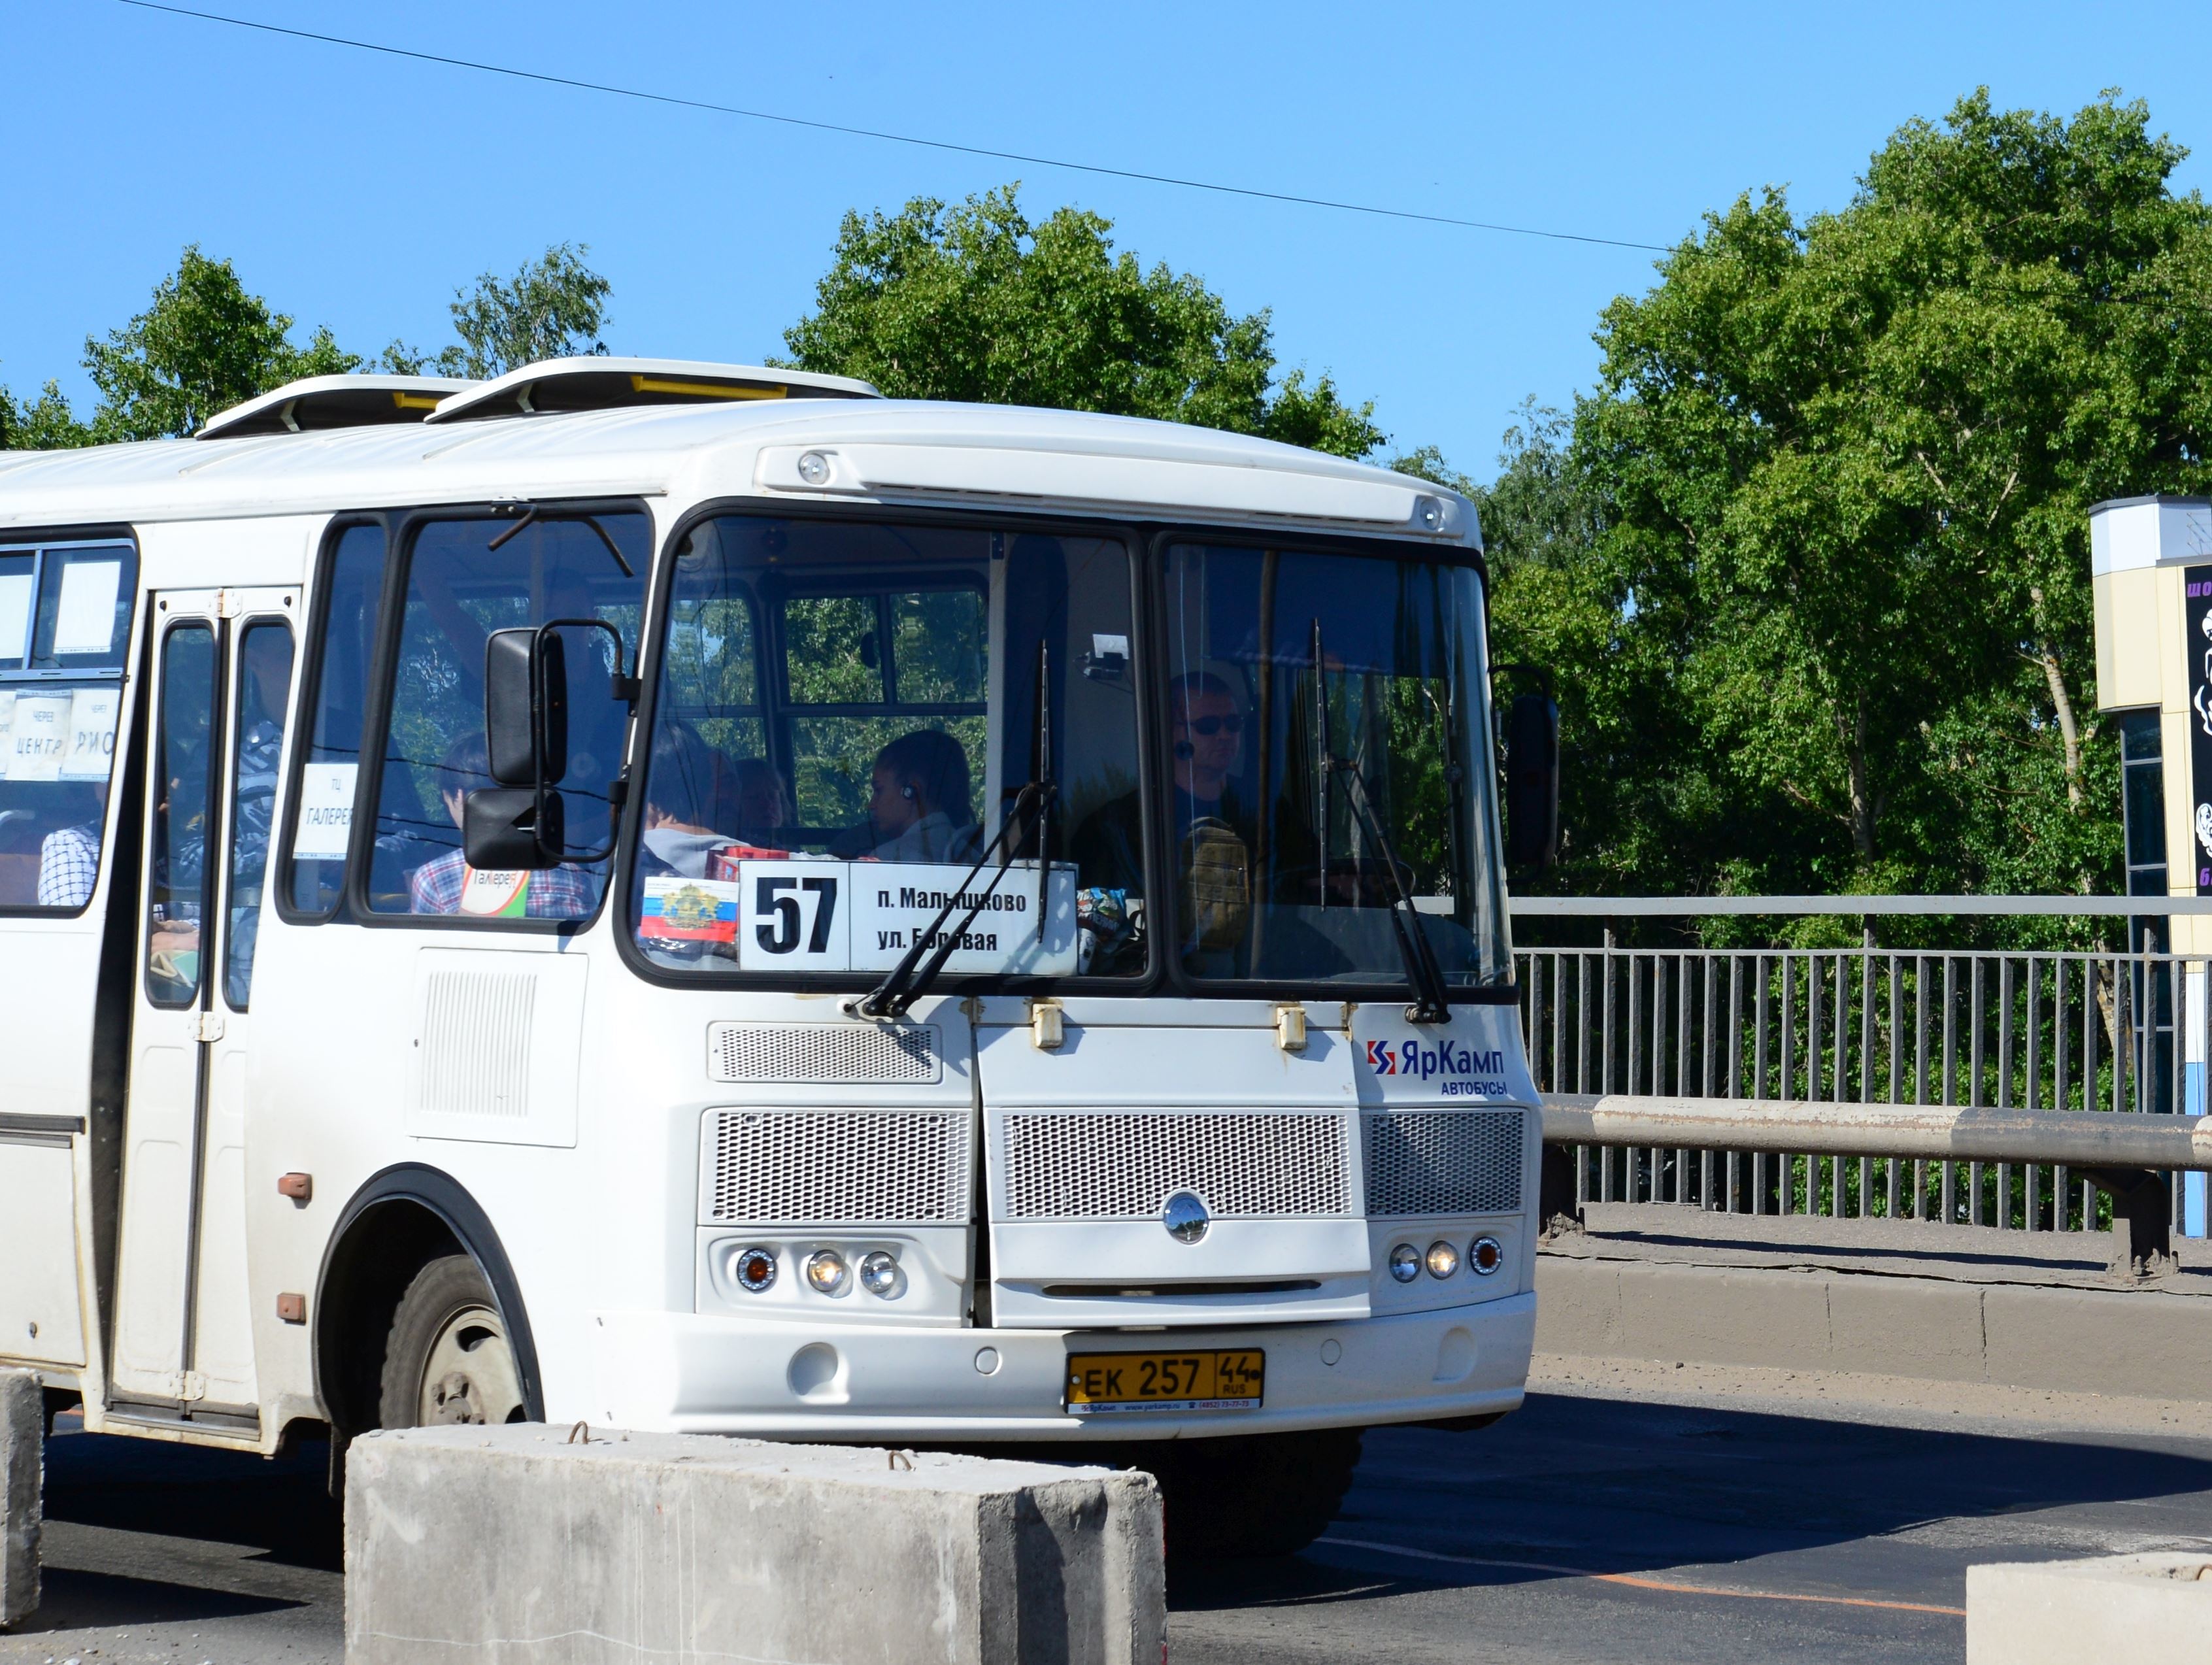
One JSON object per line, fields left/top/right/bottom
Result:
{"left": 0, "top": 539, "right": 137, "bottom": 913}
{"left": 147, "top": 622, "right": 218, "bottom": 1007}
{"left": 224, "top": 620, "right": 294, "bottom": 1007}
{"left": 281, "top": 525, "right": 385, "bottom": 918}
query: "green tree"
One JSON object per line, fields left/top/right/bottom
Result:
{"left": 782, "top": 185, "right": 1384, "bottom": 458}
{"left": 1564, "top": 90, "right": 2212, "bottom": 902}
{"left": 384, "top": 243, "right": 611, "bottom": 378}
{"left": 83, "top": 245, "right": 358, "bottom": 441}
{"left": 0, "top": 380, "right": 92, "bottom": 450}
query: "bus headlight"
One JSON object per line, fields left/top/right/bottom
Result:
{"left": 1469, "top": 1236, "right": 1504, "bottom": 1276}
{"left": 1387, "top": 1243, "right": 1422, "bottom": 1283}
{"left": 859, "top": 1251, "right": 901, "bottom": 1297}
{"left": 733, "top": 1247, "right": 777, "bottom": 1292}
{"left": 805, "top": 1250, "right": 850, "bottom": 1294}
{"left": 1425, "top": 1241, "right": 1461, "bottom": 1279}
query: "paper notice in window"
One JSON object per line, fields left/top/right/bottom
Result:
{"left": 58, "top": 688, "right": 120, "bottom": 782}
{"left": 848, "top": 860, "right": 1079, "bottom": 976}
{"left": 0, "top": 693, "right": 16, "bottom": 781}
{"left": 0, "top": 573, "right": 31, "bottom": 659}
{"left": 8, "top": 694, "right": 71, "bottom": 781}
{"left": 293, "top": 762, "right": 358, "bottom": 858}
{"left": 52, "top": 559, "right": 122, "bottom": 656}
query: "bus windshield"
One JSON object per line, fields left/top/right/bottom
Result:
{"left": 628, "top": 514, "right": 1141, "bottom": 979}
{"left": 1152, "top": 541, "right": 1509, "bottom": 989}
{"left": 626, "top": 514, "right": 1508, "bottom": 993}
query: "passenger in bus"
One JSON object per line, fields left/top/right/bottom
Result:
{"left": 728, "top": 757, "right": 794, "bottom": 847}
{"left": 639, "top": 722, "right": 738, "bottom": 879}
{"left": 36, "top": 786, "right": 105, "bottom": 909}
{"left": 407, "top": 731, "right": 599, "bottom": 916}
{"left": 864, "top": 730, "right": 980, "bottom": 863}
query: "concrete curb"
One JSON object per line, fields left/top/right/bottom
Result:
{"left": 344, "top": 1425, "right": 1164, "bottom": 1664}
{"left": 1968, "top": 1553, "right": 2212, "bottom": 1660}
{"left": 0, "top": 1368, "right": 38, "bottom": 1627}
{"left": 1537, "top": 1254, "right": 2212, "bottom": 1399}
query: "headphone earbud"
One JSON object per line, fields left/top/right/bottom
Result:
{"left": 901, "top": 784, "right": 917, "bottom": 801}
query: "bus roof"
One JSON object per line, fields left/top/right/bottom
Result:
{"left": 0, "top": 398, "right": 1478, "bottom": 546}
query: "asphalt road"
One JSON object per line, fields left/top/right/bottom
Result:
{"left": 7, "top": 1392, "right": 2212, "bottom": 1664}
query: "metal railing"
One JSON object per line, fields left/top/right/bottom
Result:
{"left": 1509, "top": 897, "right": 2208, "bottom": 1255}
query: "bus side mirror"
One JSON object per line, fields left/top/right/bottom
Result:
{"left": 471, "top": 621, "right": 626, "bottom": 869}
{"left": 462, "top": 786, "right": 565, "bottom": 871}
{"left": 484, "top": 627, "right": 568, "bottom": 789}
{"left": 1505, "top": 691, "right": 1560, "bottom": 871}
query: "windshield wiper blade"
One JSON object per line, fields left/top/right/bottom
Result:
{"left": 1329, "top": 754, "right": 1452, "bottom": 1024}
{"left": 850, "top": 779, "right": 1056, "bottom": 1020}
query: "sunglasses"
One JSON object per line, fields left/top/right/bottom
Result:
{"left": 1178, "top": 715, "right": 1244, "bottom": 737}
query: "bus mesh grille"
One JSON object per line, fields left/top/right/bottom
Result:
{"left": 1362, "top": 1109, "right": 1523, "bottom": 1217}
{"left": 1000, "top": 1112, "right": 1350, "bottom": 1219}
{"left": 707, "top": 1109, "right": 969, "bottom": 1224}
{"left": 706, "top": 1023, "right": 940, "bottom": 1085}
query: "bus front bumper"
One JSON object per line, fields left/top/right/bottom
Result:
{"left": 582, "top": 1292, "right": 1534, "bottom": 1441}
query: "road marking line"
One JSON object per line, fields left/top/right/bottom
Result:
{"left": 1317, "top": 1537, "right": 1968, "bottom": 1617}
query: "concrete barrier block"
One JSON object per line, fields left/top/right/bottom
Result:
{"left": 1968, "top": 1553, "right": 2212, "bottom": 1662}
{"left": 1826, "top": 1273, "right": 1986, "bottom": 1382}
{"left": 0, "top": 1368, "right": 38, "bottom": 1627}
{"left": 1611, "top": 1263, "right": 1833, "bottom": 1370}
{"left": 1981, "top": 1285, "right": 2212, "bottom": 1400}
{"left": 345, "top": 1425, "right": 1164, "bottom": 1665}
{"left": 1532, "top": 1256, "right": 1621, "bottom": 1354}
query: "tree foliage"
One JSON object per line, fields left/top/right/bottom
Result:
{"left": 0, "top": 380, "right": 92, "bottom": 450}
{"left": 781, "top": 185, "right": 1385, "bottom": 458}
{"left": 383, "top": 242, "right": 611, "bottom": 378}
{"left": 3, "top": 243, "right": 614, "bottom": 449}
{"left": 1502, "top": 90, "right": 2212, "bottom": 915}
{"left": 81, "top": 245, "right": 357, "bottom": 441}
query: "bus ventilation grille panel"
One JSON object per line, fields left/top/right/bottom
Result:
{"left": 1362, "top": 1109, "right": 1524, "bottom": 1217}
{"left": 707, "top": 1109, "right": 971, "bottom": 1225}
{"left": 999, "top": 1111, "right": 1351, "bottom": 1219}
{"left": 706, "top": 1022, "right": 941, "bottom": 1085}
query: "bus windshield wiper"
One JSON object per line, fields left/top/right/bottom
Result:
{"left": 851, "top": 779, "right": 1056, "bottom": 1020}
{"left": 1329, "top": 754, "right": 1452, "bottom": 1024}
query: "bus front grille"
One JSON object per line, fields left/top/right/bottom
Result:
{"left": 1362, "top": 1109, "right": 1524, "bottom": 1217}
{"left": 705, "top": 1109, "right": 971, "bottom": 1225}
{"left": 999, "top": 1111, "right": 1352, "bottom": 1220}
{"left": 706, "top": 1022, "right": 941, "bottom": 1085}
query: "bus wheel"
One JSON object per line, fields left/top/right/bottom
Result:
{"left": 1145, "top": 1428, "right": 1363, "bottom": 1562}
{"left": 378, "top": 1254, "right": 529, "bottom": 1428}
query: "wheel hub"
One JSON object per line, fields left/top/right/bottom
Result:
{"left": 416, "top": 1302, "right": 526, "bottom": 1426}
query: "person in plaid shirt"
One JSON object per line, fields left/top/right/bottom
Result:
{"left": 407, "top": 732, "right": 599, "bottom": 918}
{"left": 38, "top": 815, "right": 103, "bottom": 908}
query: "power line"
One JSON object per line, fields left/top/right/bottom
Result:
{"left": 114, "top": 0, "right": 1673, "bottom": 255}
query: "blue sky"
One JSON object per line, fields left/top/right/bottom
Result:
{"left": 6, "top": 1, "right": 2212, "bottom": 482}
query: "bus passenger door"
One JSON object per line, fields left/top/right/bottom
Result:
{"left": 110, "top": 588, "right": 294, "bottom": 1419}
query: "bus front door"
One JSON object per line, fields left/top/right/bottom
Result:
{"left": 109, "top": 588, "right": 295, "bottom": 1424}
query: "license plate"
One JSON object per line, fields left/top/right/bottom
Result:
{"left": 1064, "top": 1349, "right": 1264, "bottom": 1415}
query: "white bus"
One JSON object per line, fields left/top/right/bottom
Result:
{"left": 0, "top": 357, "right": 1552, "bottom": 1556}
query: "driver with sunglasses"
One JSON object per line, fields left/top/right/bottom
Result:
{"left": 1071, "top": 671, "right": 1254, "bottom": 967}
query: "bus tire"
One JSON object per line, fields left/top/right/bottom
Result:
{"left": 1147, "top": 1428, "right": 1363, "bottom": 1562}
{"left": 377, "top": 1254, "right": 531, "bottom": 1429}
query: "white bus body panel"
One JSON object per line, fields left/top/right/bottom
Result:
{"left": 0, "top": 400, "right": 1524, "bottom": 1451}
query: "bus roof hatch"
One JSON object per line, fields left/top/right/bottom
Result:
{"left": 194, "top": 374, "right": 480, "bottom": 441}
{"left": 422, "top": 357, "right": 882, "bottom": 424}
